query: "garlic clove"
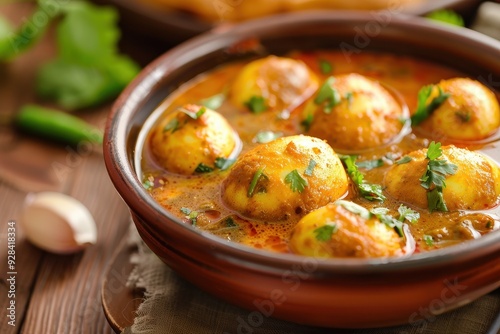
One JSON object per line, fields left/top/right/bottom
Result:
{"left": 20, "top": 192, "right": 97, "bottom": 254}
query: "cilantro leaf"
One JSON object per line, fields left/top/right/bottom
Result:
{"left": 255, "top": 131, "right": 282, "bottom": 143}
{"left": 426, "top": 141, "right": 442, "bottom": 160}
{"left": 225, "top": 217, "right": 237, "bottom": 228}
{"left": 301, "top": 112, "right": 314, "bottom": 131}
{"left": 304, "top": 159, "right": 317, "bottom": 176}
{"left": 314, "top": 224, "right": 338, "bottom": 242}
{"left": 356, "top": 159, "right": 384, "bottom": 170}
{"left": 248, "top": 168, "right": 267, "bottom": 197}
{"left": 314, "top": 77, "right": 341, "bottom": 113}
{"left": 339, "top": 155, "right": 386, "bottom": 202}
{"left": 201, "top": 93, "right": 225, "bottom": 110}
{"left": 423, "top": 234, "right": 434, "bottom": 246}
{"left": 397, "top": 204, "right": 420, "bottom": 223}
{"left": 336, "top": 200, "right": 372, "bottom": 220}
{"left": 284, "top": 169, "right": 308, "bottom": 193}
{"left": 395, "top": 156, "right": 412, "bottom": 165}
{"left": 164, "top": 119, "right": 180, "bottom": 133}
{"left": 318, "top": 59, "right": 333, "bottom": 74}
{"left": 194, "top": 163, "right": 214, "bottom": 174}
{"left": 180, "top": 106, "right": 206, "bottom": 119}
{"left": 426, "top": 9, "right": 464, "bottom": 27}
{"left": 180, "top": 207, "right": 198, "bottom": 225}
{"left": 214, "top": 157, "right": 235, "bottom": 171}
{"left": 245, "top": 95, "right": 267, "bottom": 113}
{"left": 420, "top": 142, "right": 457, "bottom": 212}
{"left": 36, "top": 2, "right": 140, "bottom": 109}
{"left": 411, "top": 85, "right": 450, "bottom": 126}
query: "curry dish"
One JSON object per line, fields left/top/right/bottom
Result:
{"left": 140, "top": 51, "right": 500, "bottom": 259}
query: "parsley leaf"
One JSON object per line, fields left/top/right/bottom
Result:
{"left": 245, "top": 95, "right": 267, "bottom": 113}
{"left": 255, "top": 131, "right": 282, "bottom": 143}
{"left": 395, "top": 156, "right": 412, "bottom": 165}
{"left": 314, "top": 224, "right": 338, "bottom": 242}
{"left": 195, "top": 163, "right": 214, "bottom": 174}
{"left": 397, "top": 204, "right": 420, "bottom": 223}
{"left": 420, "top": 142, "right": 458, "bottom": 212}
{"left": 356, "top": 159, "right": 384, "bottom": 170}
{"left": 36, "top": 2, "right": 140, "bottom": 110}
{"left": 314, "top": 77, "right": 341, "bottom": 113}
{"left": 201, "top": 93, "right": 225, "bottom": 110}
{"left": 304, "top": 159, "right": 317, "bottom": 176}
{"left": 285, "top": 169, "right": 308, "bottom": 193}
{"left": 411, "top": 85, "right": 450, "bottom": 126}
{"left": 214, "top": 157, "right": 235, "bottom": 171}
{"left": 318, "top": 59, "right": 333, "bottom": 74}
{"left": 340, "top": 155, "right": 386, "bottom": 202}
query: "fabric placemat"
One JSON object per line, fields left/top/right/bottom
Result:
{"left": 122, "top": 226, "right": 500, "bottom": 334}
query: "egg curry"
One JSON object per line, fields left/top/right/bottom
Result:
{"left": 140, "top": 51, "right": 500, "bottom": 259}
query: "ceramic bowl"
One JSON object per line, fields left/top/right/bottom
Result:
{"left": 104, "top": 12, "right": 500, "bottom": 328}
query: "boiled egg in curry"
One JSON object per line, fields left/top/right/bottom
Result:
{"left": 150, "top": 104, "right": 239, "bottom": 175}
{"left": 302, "top": 73, "right": 407, "bottom": 152}
{"left": 230, "top": 56, "right": 319, "bottom": 114}
{"left": 221, "top": 135, "right": 348, "bottom": 221}
{"left": 412, "top": 78, "right": 500, "bottom": 141}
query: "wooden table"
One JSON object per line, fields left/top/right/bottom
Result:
{"left": 0, "top": 3, "right": 166, "bottom": 333}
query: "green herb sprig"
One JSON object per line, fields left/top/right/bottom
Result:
{"left": 420, "top": 142, "right": 458, "bottom": 212}
{"left": 411, "top": 85, "right": 450, "bottom": 126}
{"left": 339, "top": 155, "right": 386, "bottom": 202}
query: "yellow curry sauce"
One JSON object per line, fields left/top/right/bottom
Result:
{"left": 140, "top": 51, "right": 500, "bottom": 256}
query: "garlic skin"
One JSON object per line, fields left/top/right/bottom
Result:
{"left": 20, "top": 192, "right": 97, "bottom": 254}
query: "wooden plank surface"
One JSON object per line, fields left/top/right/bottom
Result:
{"left": 0, "top": 3, "right": 151, "bottom": 333}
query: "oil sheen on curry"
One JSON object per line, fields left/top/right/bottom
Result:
{"left": 140, "top": 51, "right": 500, "bottom": 259}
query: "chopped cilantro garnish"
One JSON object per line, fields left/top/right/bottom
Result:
{"left": 426, "top": 9, "right": 464, "bottom": 27}
{"left": 255, "top": 131, "right": 282, "bottom": 144}
{"left": 180, "top": 207, "right": 199, "bottom": 226}
{"left": 225, "top": 217, "right": 237, "bottom": 228}
{"left": 411, "top": 85, "right": 450, "bottom": 126}
{"left": 214, "top": 157, "right": 235, "bottom": 171}
{"left": 245, "top": 95, "right": 268, "bottom": 113}
{"left": 248, "top": 168, "right": 267, "bottom": 197}
{"left": 314, "top": 224, "right": 338, "bottom": 242}
{"left": 397, "top": 204, "right": 420, "bottom": 223}
{"left": 195, "top": 163, "right": 214, "bottom": 174}
{"left": 340, "top": 155, "right": 386, "bottom": 202}
{"left": 336, "top": 200, "right": 372, "bottom": 220}
{"left": 314, "top": 77, "right": 341, "bottom": 113}
{"left": 201, "top": 93, "right": 225, "bottom": 110}
{"left": 285, "top": 169, "right": 308, "bottom": 193}
{"left": 420, "top": 142, "right": 458, "bottom": 212}
{"left": 344, "top": 92, "right": 354, "bottom": 108}
{"left": 395, "top": 156, "right": 412, "bottom": 165}
{"left": 164, "top": 119, "right": 180, "bottom": 133}
{"left": 301, "top": 113, "right": 314, "bottom": 132}
{"left": 455, "top": 110, "right": 471, "bottom": 122}
{"left": 319, "top": 59, "right": 333, "bottom": 74}
{"left": 304, "top": 159, "right": 317, "bottom": 176}
{"left": 423, "top": 234, "right": 434, "bottom": 246}
{"left": 180, "top": 106, "right": 206, "bottom": 119}
{"left": 356, "top": 159, "right": 384, "bottom": 170}
{"left": 143, "top": 178, "right": 154, "bottom": 190}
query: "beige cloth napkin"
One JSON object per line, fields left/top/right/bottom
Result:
{"left": 122, "top": 226, "right": 500, "bottom": 334}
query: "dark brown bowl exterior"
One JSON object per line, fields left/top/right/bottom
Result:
{"left": 104, "top": 12, "right": 500, "bottom": 328}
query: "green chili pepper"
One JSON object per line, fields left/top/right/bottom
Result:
{"left": 14, "top": 104, "right": 103, "bottom": 146}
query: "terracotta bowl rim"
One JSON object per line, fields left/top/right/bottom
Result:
{"left": 104, "top": 11, "right": 500, "bottom": 274}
